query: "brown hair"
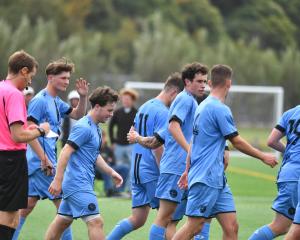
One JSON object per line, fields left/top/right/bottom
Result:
{"left": 211, "top": 64, "right": 233, "bottom": 87}
{"left": 46, "top": 58, "right": 74, "bottom": 76}
{"left": 181, "top": 62, "right": 209, "bottom": 86}
{"left": 164, "top": 72, "right": 184, "bottom": 92}
{"left": 89, "top": 86, "right": 119, "bottom": 107}
{"left": 8, "top": 50, "right": 38, "bottom": 74}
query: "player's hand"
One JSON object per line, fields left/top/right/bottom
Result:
{"left": 41, "top": 156, "right": 54, "bottom": 176}
{"left": 127, "top": 126, "right": 139, "bottom": 144}
{"left": 261, "top": 153, "right": 278, "bottom": 168}
{"left": 224, "top": 150, "right": 230, "bottom": 170}
{"left": 112, "top": 171, "right": 123, "bottom": 188}
{"left": 48, "top": 178, "right": 62, "bottom": 196}
{"left": 39, "top": 122, "right": 50, "bottom": 135}
{"left": 76, "top": 78, "right": 89, "bottom": 97}
{"left": 178, "top": 170, "right": 188, "bottom": 189}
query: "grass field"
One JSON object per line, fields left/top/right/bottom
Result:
{"left": 18, "top": 156, "right": 285, "bottom": 240}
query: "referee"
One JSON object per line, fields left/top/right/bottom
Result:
{"left": 0, "top": 50, "right": 50, "bottom": 240}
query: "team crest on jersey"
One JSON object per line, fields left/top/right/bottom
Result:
{"left": 169, "top": 189, "right": 178, "bottom": 198}
{"left": 88, "top": 203, "right": 96, "bottom": 211}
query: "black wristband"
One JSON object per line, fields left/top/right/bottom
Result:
{"left": 37, "top": 127, "right": 45, "bottom": 137}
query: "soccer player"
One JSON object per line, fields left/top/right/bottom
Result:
{"left": 249, "top": 105, "right": 300, "bottom": 239}
{"left": 13, "top": 59, "right": 89, "bottom": 240}
{"left": 45, "top": 86, "right": 123, "bottom": 240}
{"left": 107, "top": 73, "right": 184, "bottom": 240}
{"left": 172, "top": 64, "right": 278, "bottom": 240}
{"left": 148, "top": 62, "right": 209, "bottom": 240}
{"left": 0, "top": 50, "right": 50, "bottom": 240}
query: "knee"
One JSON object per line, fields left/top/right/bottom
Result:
{"left": 130, "top": 215, "right": 146, "bottom": 229}
{"left": 223, "top": 220, "right": 239, "bottom": 236}
{"left": 89, "top": 217, "right": 104, "bottom": 229}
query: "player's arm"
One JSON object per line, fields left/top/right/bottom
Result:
{"left": 267, "top": 128, "right": 286, "bottom": 153}
{"left": 27, "top": 120, "right": 54, "bottom": 176}
{"left": 224, "top": 145, "right": 230, "bottom": 170}
{"left": 229, "top": 135, "right": 278, "bottom": 167}
{"left": 178, "top": 143, "right": 192, "bottom": 189}
{"left": 68, "top": 78, "right": 89, "bottom": 120}
{"left": 48, "top": 144, "right": 75, "bottom": 196}
{"left": 96, "top": 155, "right": 123, "bottom": 188}
{"left": 127, "top": 127, "right": 163, "bottom": 149}
{"left": 152, "top": 145, "right": 164, "bottom": 166}
{"left": 169, "top": 120, "right": 189, "bottom": 152}
{"left": 10, "top": 121, "right": 50, "bottom": 143}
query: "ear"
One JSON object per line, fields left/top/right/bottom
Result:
{"left": 208, "top": 79, "right": 213, "bottom": 88}
{"left": 226, "top": 79, "right": 232, "bottom": 88}
{"left": 20, "top": 67, "right": 29, "bottom": 75}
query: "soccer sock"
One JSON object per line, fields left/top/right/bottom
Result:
{"left": 149, "top": 224, "right": 166, "bottom": 240}
{"left": 0, "top": 224, "right": 16, "bottom": 240}
{"left": 106, "top": 219, "right": 134, "bottom": 240}
{"left": 194, "top": 222, "right": 211, "bottom": 240}
{"left": 61, "top": 226, "right": 73, "bottom": 240}
{"left": 12, "top": 216, "right": 26, "bottom": 240}
{"left": 248, "top": 225, "right": 275, "bottom": 240}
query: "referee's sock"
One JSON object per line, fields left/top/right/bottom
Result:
{"left": 149, "top": 224, "right": 165, "bottom": 240}
{"left": 61, "top": 226, "right": 73, "bottom": 240}
{"left": 106, "top": 219, "right": 134, "bottom": 240}
{"left": 0, "top": 224, "right": 16, "bottom": 240}
{"left": 194, "top": 222, "right": 211, "bottom": 240}
{"left": 12, "top": 216, "right": 26, "bottom": 240}
{"left": 248, "top": 225, "right": 275, "bottom": 240}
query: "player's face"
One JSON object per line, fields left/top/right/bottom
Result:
{"left": 49, "top": 71, "right": 70, "bottom": 92}
{"left": 97, "top": 102, "right": 117, "bottom": 123}
{"left": 189, "top": 73, "right": 207, "bottom": 97}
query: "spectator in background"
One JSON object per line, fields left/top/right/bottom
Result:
{"left": 23, "top": 86, "right": 35, "bottom": 108}
{"left": 61, "top": 90, "right": 80, "bottom": 147}
{"left": 95, "top": 131, "right": 129, "bottom": 197}
{"left": 109, "top": 88, "right": 138, "bottom": 192}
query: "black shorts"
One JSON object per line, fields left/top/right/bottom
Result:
{"left": 0, "top": 150, "right": 28, "bottom": 211}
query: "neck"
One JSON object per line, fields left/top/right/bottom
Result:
{"left": 89, "top": 110, "right": 99, "bottom": 124}
{"left": 6, "top": 73, "right": 22, "bottom": 90}
{"left": 210, "top": 87, "right": 227, "bottom": 103}
{"left": 46, "top": 83, "right": 58, "bottom": 97}
{"left": 156, "top": 91, "right": 169, "bottom": 107}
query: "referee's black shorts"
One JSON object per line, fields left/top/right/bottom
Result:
{"left": 0, "top": 150, "right": 28, "bottom": 211}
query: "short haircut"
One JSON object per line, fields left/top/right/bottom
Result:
{"left": 46, "top": 58, "right": 74, "bottom": 76}
{"left": 181, "top": 62, "right": 209, "bottom": 86}
{"left": 164, "top": 72, "right": 184, "bottom": 92}
{"left": 8, "top": 50, "right": 38, "bottom": 74}
{"left": 89, "top": 86, "right": 119, "bottom": 108}
{"left": 211, "top": 64, "right": 233, "bottom": 87}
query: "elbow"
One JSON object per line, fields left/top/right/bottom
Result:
{"left": 267, "top": 138, "right": 275, "bottom": 148}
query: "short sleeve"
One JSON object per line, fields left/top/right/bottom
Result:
{"left": 154, "top": 109, "right": 168, "bottom": 133}
{"left": 275, "top": 111, "right": 288, "bottom": 133}
{"left": 216, "top": 106, "right": 238, "bottom": 139}
{"left": 57, "top": 98, "right": 72, "bottom": 118}
{"left": 154, "top": 128, "right": 167, "bottom": 144}
{"left": 169, "top": 95, "right": 193, "bottom": 125}
{"left": 67, "top": 124, "right": 90, "bottom": 150}
{"left": 6, "top": 91, "right": 26, "bottom": 125}
{"left": 27, "top": 96, "right": 45, "bottom": 124}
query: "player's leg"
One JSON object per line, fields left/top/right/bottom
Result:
{"left": 173, "top": 217, "right": 206, "bottom": 240}
{"left": 13, "top": 197, "right": 39, "bottom": 240}
{"left": 83, "top": 215, "right": 104, "bottom": 240}
{"left": 45, "top": 215, "right": 73, "bottom": 240}
{"left": 194, "top": 219, "right": 212, "bottom": 240}
{"left": 285, "top": 200, "right": 300, "bottom": 240}
{"left": 216, "top": 212, "right": 238, "bottom": 240}
{"left": 107, "top": 181, "right": 157, "bottom": 239}
{"left": 213, "top": 184, "right": 238, "bottom": 240}
{"left": 53, "top": 199, "right": 73, "bottom": 240}
{"left": 249, "top": 181, "right": 297, "bottom": 239}
{"left": 0, "top": 211, "right": 19, "bottom": 239}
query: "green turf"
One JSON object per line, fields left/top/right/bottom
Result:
{"left": 19, "top": 157, "right": 285, "bottom": 240}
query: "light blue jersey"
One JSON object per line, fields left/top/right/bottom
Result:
{"left": 62, "top": 115, "right": 101, "bottom": 197}
{"left": 26, "top": 89, "right": 71, "bottom": 175}
{"left": 276, "top": 106, "right": 300, "bottom": 183}
{"left": 159, "top": 90, "right": 198, "bottom": 175}
{"left": 188, "top": 96, "right": 238, "bottom": 189}
{"left": 131, "top": 98, "right": 168, "bottom": 184}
